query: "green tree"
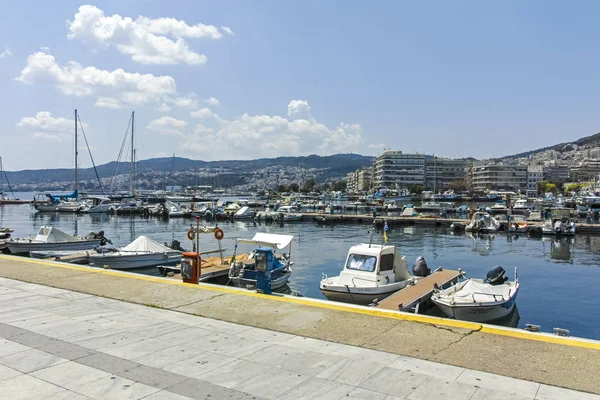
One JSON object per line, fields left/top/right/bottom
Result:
{"left": 546, "top": 183, "right": 558, "bottom": 195}
{"left": 289, "top": 182, "right": 300, "bottom": 193}
{"left": 320, "top": 182, "right": 331, "bottom": 191}
{"left": 331, "top": 180, "right": 347, "bottom": 191}
{"left": 277, "top": 184, "right": 289, "bottom": 193}
{"left": 536, "top": 180, "right": 548, "bottom": 195}
{"left": 302, "top": 178, "right": 316, "bottom": 193}
{"left": 408, "top": 184, "right": 424, "bottom": 194}
{"left": 565, "top": 183, "right": 581, "bottom": 194}
{"left": 448, "top": 180, "right": 468, "bottom": 192}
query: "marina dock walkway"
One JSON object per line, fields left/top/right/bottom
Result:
{"left": 0, "top": 255, "right": 599, "bottom": 399}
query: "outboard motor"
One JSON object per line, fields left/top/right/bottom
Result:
{"left": 485, "top": 265, "right": 508, "bottom": 285}
{"left": 412, "top": 256, "right": 431, "bottom": 277}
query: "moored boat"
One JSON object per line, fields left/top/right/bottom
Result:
{"left": 89, "top": 236, "right": 182, "bottom": 270}
{"left": 228, "top": 233, "right": 294, "bottom": 290}
{"left": 465, "top": 212, "right": 500, "bottom": 233}
{"left": 431, "top": 266, "right": 519, "bottom": 323}
{"left": 6, "top": 226, "right": 103, "bottom": 255}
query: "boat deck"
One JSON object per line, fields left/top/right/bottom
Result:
{"left": 376, "top": 269, "right": 463, "bottom": 312}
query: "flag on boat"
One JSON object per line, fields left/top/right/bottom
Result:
{"left": 383, "top": 220, "right": 388, "bottom": 242}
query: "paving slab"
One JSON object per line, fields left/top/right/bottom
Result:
{"left": 0, "top": 257, "right": 599, "bottom": 398}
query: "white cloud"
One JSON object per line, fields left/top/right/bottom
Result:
{"left": 190, "top": 107, "right": 215, "bottom": 119}
{"left": 17, "top": 111, "right": 86, "bottom": 133}
{"left": 180, "top": 100, "right": 365, "bottom": 159}
{"left": 0, "top": 47, "right": 12, "bottom": 59}
{"left": 67, "top": 5, "right": 232, "bottom": 65}
{"left": 95, "top": 97, "right": 122, "bottom": 109}
{"left": 158, "top": 103, "right": 172, "bottom": 112}
{"left": 204, "top": 97, "right": 219, "bottom": 107}
{"left": 165, "top": 94, "right": 199, "bottom": 109}
{"left": 287, "top": 100, "right": 314, "bottom": 121}
{"left": 16, "top": 50, "right": 181, "bottom": 109}
{"left": 147, "top": 116, "right": 188, "bottom": 135}
{"left": 32, "top": 132, "right": 64, "bottom": 141}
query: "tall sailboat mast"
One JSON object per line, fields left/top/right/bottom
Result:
{"left": 74, "top": 109, "right": 78, "bottom": 191}
{"left": 130, "top": 111, "right": 136, "bottom": 196}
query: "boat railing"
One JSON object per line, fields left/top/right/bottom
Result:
{"left": 351, "top": 276, "right": 379, "bottom": 287}
{"left": 471, "top": 292, "right": 505, "bottom": 302}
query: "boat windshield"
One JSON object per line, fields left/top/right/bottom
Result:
{"left": 346, "top": 254, "right": 377, "bottom": 272}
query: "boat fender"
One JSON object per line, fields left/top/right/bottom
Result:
{"left": 214, "top": 228, "right": 224, "bottom": 240}
{"left": 187, "top": 229, "right": 195, "bottom": 241}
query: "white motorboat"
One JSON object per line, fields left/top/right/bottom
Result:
{"left": 542, "top": 218, "right": 576, "bottom": 236}
{"left": 165, "top": 200, "right": 191, "bottom": 218}
{"left": 80, "top": 197, "right": 114, "bottom": 214}
{"left": 465, "top": 212, "right": 501, "bottom": 233}
{"left": 233, "top": 206, "right": 255, "bottom": 220}
{"left": 490, "top": 202, "right": 507, "bottom": 214}
{"left": 512, "top": 199, "right": 531, "bottom": 213}
{"left": 319, "top": 243, "right": 416, "bottom": 305}
{"left": 431, "top": 266, "right": 519, "bottom": 323}
{"left": 228, "top": 233, "right": 294, "bottom": 290}
{"left": 89, "top": 236, "right": 181, "bottom": 270}
{"left": 6, "top": 226, "right": 102, "bottom": 255}
{"left": 277, "top": 206, "right": 303, "bottom": 221}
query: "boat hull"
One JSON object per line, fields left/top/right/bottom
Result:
{"left": 7, "top": 240, "right": 101, "bottom": 255}
{"left": 434, "top": 296, "right": 517, "bottom": 323}
{"left": 89, "top": 252, "right": 182, "bottom": 270}
{"left": 432, "top": 284, "right": 519, "bottom": 323}
{"left": 319, "top": 281, "right": 408, "bottom": 305}
{"left": 229, "top": 270, "right": 291, "bottom": 290}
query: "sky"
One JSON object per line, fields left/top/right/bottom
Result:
{"left": 0, "top": 0, "right": 598, "bottom": 170}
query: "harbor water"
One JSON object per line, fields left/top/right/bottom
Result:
{"left": 2, "top": 195, "right": 600, "bottom": 340}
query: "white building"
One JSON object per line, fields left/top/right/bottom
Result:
{"left": 374, "top": 150, "right": 425, "bottom": 188}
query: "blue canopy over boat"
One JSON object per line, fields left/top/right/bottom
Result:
{"left": 46, "top": 190, "right": 78, "bottom": 203}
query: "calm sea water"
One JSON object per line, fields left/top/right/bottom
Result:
{"left": 2, "top": 193, "right": 600, "bottom": 340}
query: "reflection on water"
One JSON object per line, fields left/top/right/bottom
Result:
{"left": 2, "top": 201, "right": 600, "bottom": 339}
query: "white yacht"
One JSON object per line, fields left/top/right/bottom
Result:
{"left": 465, "top": 212, "right": 501, "bottom": 233}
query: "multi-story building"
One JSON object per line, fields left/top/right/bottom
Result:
{"left": 346, "top": 171, "right": 358, "bottom": 193}
{"left": 526, "top": 162, "right": 544, "bottom": 196}
{"left": 424, "top": 158, "right": 469, "bottom": 191}
{"left": 470, "top": 161, "right": 527, "bottom": 192}
{"left": 568, "top": 160, "right": 597, "bottom": 182}
{"left": 373, "top": 150, "right": 425, "bottom": 188}
{"left": 356, "top": 168, "right": 372, "bottom": 191}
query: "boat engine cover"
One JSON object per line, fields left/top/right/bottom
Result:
{"left": 412, "top": 256, "right": 431, "bottom": 277}
{"left": 485, "top": 265, "right": 508, "bottom": 285}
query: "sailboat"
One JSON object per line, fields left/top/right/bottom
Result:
{"left": 34, "top": 110, "right": 102, "bottom": 212}
{"left": 0, "top": 157, "right": 28, "bottom": 205}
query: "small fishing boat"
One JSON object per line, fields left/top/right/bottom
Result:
{"left": 276, "top": 205, "right": 303, "bottom": 221}
{"left": 465, "top": 212, "right": 500, "bottom": 233}
{"left": 89, "top": 236, "right": 182, "bottom": 270}
{"left": 6, "top": 226, "right": 103, "bottom": 255}
{"left": 228, "top": 233, "right": 294, "bottom": 290}
{"left": 431, "top": 266, "right": 519, "bottom": 323}
{"left": 320, "top": 242, "right": 421, "bottom": 305}
{"left": 79, "top": 197, "right": 115, "bottom": 214}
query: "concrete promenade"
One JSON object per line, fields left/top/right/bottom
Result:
{"left": 0, "top": 255, "right": 599, "bottom": 399}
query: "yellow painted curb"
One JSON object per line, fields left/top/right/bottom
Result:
{"left": 1, "top": 255, "right": 598, "bottom": 350}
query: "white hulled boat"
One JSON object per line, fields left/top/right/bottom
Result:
{"left": 6, "top": 226, "right": 102, "bottom": 255}
{"left": 465, "top": 212, "right": 501, "bottom": 233}
{"left": 89, "top": 236, "right": 181, "bottom": 270}
{"left": 432, "top": 266, "right": 519, "bottom": 323}
{"left": 319, "top": 243, "right": 415, "bottom": 305}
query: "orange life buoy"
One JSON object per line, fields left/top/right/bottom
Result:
{"left": 214, "top": 228, "right": 224, "bottom": 240}
{"left": 187, "top": 229, "right": 195, "bottom": 241}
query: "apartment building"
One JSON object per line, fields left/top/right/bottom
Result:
{"left": 424, "top": 158, "right": 469, "bottom": 191}
{"left": 373, "top": 150, "right": 425, "bottom": 188}
{"left": 470, "top": 161, "right": 527, "bottom": 192}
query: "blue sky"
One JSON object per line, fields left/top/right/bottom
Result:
{"left": 0, "top": 1, "right": 598, "bottom": 170}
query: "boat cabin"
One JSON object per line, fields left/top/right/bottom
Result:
{"left": 337, "top": 244, "right": 411, "bottom": 287}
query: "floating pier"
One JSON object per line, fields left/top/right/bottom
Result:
{"left": 375, "top": 269, "right": 464, "bottom": 312}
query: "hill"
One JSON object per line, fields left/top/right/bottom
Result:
{"left": 4, "top": 154, "right": 375, "bottom": 186}
{"left": 505, "top": 132, "right": 600, "bottom": 159}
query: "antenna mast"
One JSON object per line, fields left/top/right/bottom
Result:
{"left": 74, "top": 109, "right": 79, "bottom": 191}
{"left": 131, "top": 111, "right": 136, "bottom": 196}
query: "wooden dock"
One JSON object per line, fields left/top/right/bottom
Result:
{"left": 375, "top": 269, "right": 463, "bottom": 313}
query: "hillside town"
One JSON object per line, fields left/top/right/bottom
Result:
{"left": 346, "top": 141, "right": 600, "bottom": 196}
